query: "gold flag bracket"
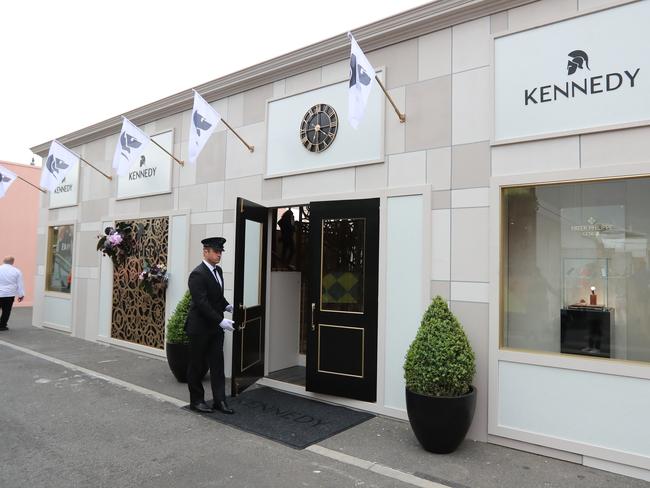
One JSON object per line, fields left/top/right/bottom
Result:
{"left": 15, "top": 174, "right": 46, "bottom": 193}
{"left": 221, "top": 119, "right": 254, "bottom": 153}
{"left": 151, "top": 139, "right": 185, "bottom": 166}
{"left": 375, "top": 75, "right": 406, "bottom": 123}
{"left": 79, "top": 157, "right": 112, "bottom": 180}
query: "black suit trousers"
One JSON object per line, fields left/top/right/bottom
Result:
{"left": 187, "top": 332, "right": 225, "bottom": 405}
{"left": 0, "top": 297, "right": 14, "bottom": 327}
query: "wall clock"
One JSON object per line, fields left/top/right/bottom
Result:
{"left": 299, "top": 103, "right": 338, "bottom": 153}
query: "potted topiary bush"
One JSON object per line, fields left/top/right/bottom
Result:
{"left": 166, "top": 290, "right": 191, "bottom": 382}
{"left": 404, "top": 295, "right": 476, "bottom": 454}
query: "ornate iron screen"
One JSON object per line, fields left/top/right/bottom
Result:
{"left": 111, "top": 217, "right": 169, "bottom": 349}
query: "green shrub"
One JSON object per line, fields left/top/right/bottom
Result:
{"left": 166, "top": 290, "right": 190, "bottom": 344}
{"left": 404, "top": 296, "right": 475, "bottom": 397}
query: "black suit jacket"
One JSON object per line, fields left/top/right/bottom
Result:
{"left": 185, "top": 262, "right": 230, "bottom": 335}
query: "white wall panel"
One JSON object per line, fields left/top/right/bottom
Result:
{"left": 451, "top": 188, "right": 489, "bottom": 208}
{"left": 385, "top": 195, "right": 423, "bottom": 410}
{"left": 266, "top": 77, "right": 384, "bottom": 177}
{"left": 499, "top": 361, "right": 650, "bottom": 458}
{"left": 43, "top": 295, "right": 72, "bottom": 330}
{"left": 492, "top": 136, "right": 580, "bottom": 176}
{"left": 432, "top": 209, "right": 451, "bottom": 281}
{"left": 166, "top": 215, "right": 188, "bottom": 323}
{"left": 451, "top": 281, "right": 489, "bottom": 303}
{"left": 97, "top": 220, "right": 113, "bottom": 338}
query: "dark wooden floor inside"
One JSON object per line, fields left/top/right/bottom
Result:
{"left": 267, "top": 366, "right": 306, "bottom": 386}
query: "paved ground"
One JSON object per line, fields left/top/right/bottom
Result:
{"left": 0, "top": 308, "right": 647, "bottom": 488}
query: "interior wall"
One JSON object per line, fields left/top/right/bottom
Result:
{"left": 268, "top": 271, "right": 301, "bottom": 372}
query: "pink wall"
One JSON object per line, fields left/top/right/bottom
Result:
{"left": 0, "top": 161, "right": 40, "bottom": 307}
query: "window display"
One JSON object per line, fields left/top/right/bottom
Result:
{"left": 46, "top": 225, "right": 73, "bottom": 293}
{"left": 562, "top": 258, "right": 609, "bottom": 309}
{"left": 503, "top": 178, "right": 650, "bottom": 363}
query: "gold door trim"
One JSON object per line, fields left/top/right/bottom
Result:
{"left": 317, "top": 323, "right": 364, "bottom": 378}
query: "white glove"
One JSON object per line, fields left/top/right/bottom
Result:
{"left": 225, "top": 304, "right": 233, "bottom": 314}
{"left": 219, "top": 318, "right": 235, "bottom": 331}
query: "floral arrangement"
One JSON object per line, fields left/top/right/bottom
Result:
{"left": 96, "top": 221, "right": 141, "bottom": 267}
{"left": 139, "top": 260, "right": 169, "bottom": 296}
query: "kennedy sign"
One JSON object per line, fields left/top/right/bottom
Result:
{"left": 117, "top": 130, "right": 173, "bottom": 199}
{"left": 49, "top": 158, "right": 79, "bottom": 208}
{"left": 494, "top": 1, "right": 650, "bottom": 142}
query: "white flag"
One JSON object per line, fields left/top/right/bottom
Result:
{"left": 40, "top": 140, "right": 80, "bottom": 192}
{"left": 348, "top": 32, "right": 376, "bottom": 130}
{"left": 112, "top": 117, "right": 151, "bottom": 176}
{"left": 188, "top": 90, "right": 221, "bottom": 165}
{"left": 0, "top": 165, "right": 17, "bottom": 199}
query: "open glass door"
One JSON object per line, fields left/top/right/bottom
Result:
{"left": 231, "top": 197, "right": 268, "bottom": 396}
{"left": 306, "top": 198, "right": 379, "bottom": 402}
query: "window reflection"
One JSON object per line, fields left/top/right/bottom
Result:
{"left": 47, "top": 225, "right": 73, "bottom": 293}
{"left": 243, "top": 220, "right": 262, "bottom": 307}
{"left": 503, "top": 179, "right": 650, "bottom": 363}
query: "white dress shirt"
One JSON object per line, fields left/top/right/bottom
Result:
{"left": 0, "top": 263, "right": 25, "bottom": 298}
{"left": 202, "top": 260, "right": 223, "bottom": 288}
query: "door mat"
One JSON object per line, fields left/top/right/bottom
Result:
{"left": 184, "top": 386, "right": 374, "bottom": 449}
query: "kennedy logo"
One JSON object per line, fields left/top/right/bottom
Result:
{"left": 120, "top": 132, "right": 142, "bottom": 159}
{"left": 129, "top": 154, "right": 157, "bottom": 181}
{"left": 567, "top": 50, "right": 590, "bottom": 75}
{"left": 54, "top": 176, "right": 73, "bottom": 194}
{"left": 524, "top": 49, "right": 640, "bottom": 106}
{"left": 192, "top": 110, "right": 212, "bottom": 137}
{"left": 46, "top": 154, "right": 69, "bottom": 177}
{"left": 349, "top": 53, "right": 372, "bottom": 88}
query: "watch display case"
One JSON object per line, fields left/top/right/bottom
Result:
{"left": 560, "top": 257, "right": 613, "bottom": 358}
{"left": 562, "top": 257, "right": 609, "bottom": 309}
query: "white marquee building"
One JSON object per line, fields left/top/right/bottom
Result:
{"left": 32, "top": 0, "right": 650, "bottom": 480}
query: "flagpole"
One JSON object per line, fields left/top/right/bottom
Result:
{"left": 220, "top": 119, "right": 255, "bottom": 153}
{"left": 16, "top": 175, "right": 46, "bottom": 193}
{"left": 374, "top": 75, "right": 406, "bottom": 123}
{"left": 150, "top": 139, "right": 185, "bottom": 166}
{"left": 79, "top": 157, "right": 112, "bottom": 180}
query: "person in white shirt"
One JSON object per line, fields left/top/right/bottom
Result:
{"left": 0, "top": 256, "right": 25, "bottom": 331}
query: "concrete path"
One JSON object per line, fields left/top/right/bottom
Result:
{"left": 1, "top": 308, "right": 646, "bottom": 488}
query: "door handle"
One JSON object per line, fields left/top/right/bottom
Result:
{"left": 238, "top": 304, "right": 247, "bottom": 331}
{"left": 311, "top": 303, "right": 316, "bottom": 332}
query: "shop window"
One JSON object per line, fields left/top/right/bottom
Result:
{"left": 502, "top": 178, "right": 650, "bottom": 363}
{"left": 46, "top": 225, "right": 73, "bottom": 293}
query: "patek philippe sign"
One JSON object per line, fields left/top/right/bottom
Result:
{"left": 117, "top": 130, "right": 173, "bottom": 199}
{"left": 494, "top": 1, "right": 650, "bottom": 141}
{"left": 49, "top": 160, "right": 79, "bottom": 208}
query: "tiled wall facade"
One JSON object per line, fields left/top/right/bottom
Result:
{"left": 35, "top": 0, "right": 646, "bottom": 445}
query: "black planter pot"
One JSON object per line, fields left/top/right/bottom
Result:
{"left": 166, "top": 342, "right": 190, "bottom": 383}
{"left": 405, "top": 386, "right": 477, "bottom": 454}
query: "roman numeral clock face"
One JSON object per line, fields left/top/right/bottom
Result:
{"left": 300, "top": 104, "right": 338, "bottom": 153}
